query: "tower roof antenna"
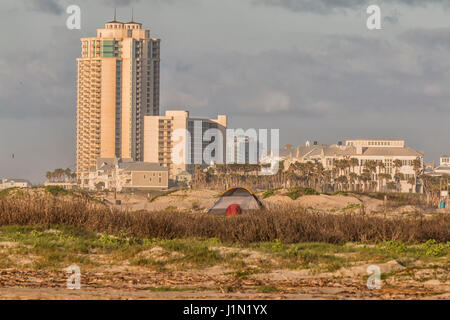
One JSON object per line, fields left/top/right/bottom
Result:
{"left": 131, "top": 8, "right": 134, "bottom": 22}
{"left": 114, "top": 8, "right": 117, "bottom": 21}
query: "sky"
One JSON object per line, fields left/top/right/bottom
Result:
{"left": 1, "top": 0, "right": 450, "bottom": 183}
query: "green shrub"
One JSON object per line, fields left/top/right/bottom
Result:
{"left": 284, "top": 187, "right": 319, "bottom": 200}
{"left": 262, "top": 188, "right": 280, "bottom": 199}
{"left": 342, "top": 203, "right": 362, "bottom": 211}
{"left": 45, "top": 186, "right": 69, "bottom": 196}
{"left": 332, "top": 191, "right": 349, "bottom": 196}
{"left": 383, "top": 241, "right": 407, "bottom": 254}
{"left": 420, "top": 239, "right": 450, "bottom": 257}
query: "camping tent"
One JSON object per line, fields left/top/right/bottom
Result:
{"left": 208, "top": 187, "right": 263, "bottom": 215}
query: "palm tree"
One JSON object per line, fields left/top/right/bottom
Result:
{"left": 420, "top": 174, "right": 441, "bottom": 203}
{"left": 408, "top": 176, "right": 416, "bottom": 192}
{"left": 46, "top": 171, "right": 52, "bottom": 183}
{"left": 412, "top": 159, "right": 422, "bottom": 193}
{"left": 370, "top": 180, "right": 378, "bottom": 192}
{"left": 387, "top": 181, "right": 397, "bottom": 192}
{"left": 333, "top": 159, "right": 347, "bottom": 190}
{"left": 64, "top": 168, "right": 72, "bottom": 182}
{"left": 323, "top": 170, "right": 332, "bottom": 193}
{"left": 364, "top": 160, "right": 378, "bottom": 191}
{"left": 53, "top": 168, "right": 64, "bottom": 182}
{"left": 336, "top": 175, "right": 348, "bottom": 191}
{"left": 379, "top": 173, "right": 392, "bottom": 192}
{"left": 394, "top": 172, "right": 405, "bottom": 192}
{"left": 341, "top": 159, "right": 352, "bottom": 191}
{"left": 350, "top": 158, "right": 360, "bottom": 176}
{"left": 394, "top": 159, "right": 403, "bottom": 175}
{"left": 349, "top": 172, "right": 358, "bottom": 191}
{"left": 314, "top": 163, "right": 325, "bottom": 192}
{"left": 360, "top": 170, "right": 371, "bottom": 192}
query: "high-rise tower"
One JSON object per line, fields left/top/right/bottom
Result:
{"left": 76, "top": 19, "right": 160, "bottom": 181}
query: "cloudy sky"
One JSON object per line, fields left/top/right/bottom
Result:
{"left": 1, "top": 0, "right": 450, "bottom": 183}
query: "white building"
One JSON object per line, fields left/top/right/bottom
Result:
{"left": 430, "top": 155, "right": 450, "bottom": 176}
{"left": 226, "top": 135, "right": 262, "bottom": 165}
{"left": 279, "top": 139, "right": 424, "bottom": 193}
{"left": 440, "top": 155, "right": 450, "bottom": 167}
{"left": 0, "top": 178, "right": 31, "bottom": 190}
{"left": 44, "top": 182, "right": 79, "bottom": 190}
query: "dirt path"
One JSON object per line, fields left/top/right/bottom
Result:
{"left": 0, "top": 268, "right": 446, "bottom": 300}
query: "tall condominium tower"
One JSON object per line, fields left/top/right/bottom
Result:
{"left": 76, "top": 19, "right": 160, "bottom": 180}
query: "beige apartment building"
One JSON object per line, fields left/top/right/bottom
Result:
{"left": 82, "top": 158, "right": 168, "bottom": 191}
{"left": 144, "top": 110, "right": 227, "bottom": 178}
{"left": 76, "top": 19, "right": 160, "bottom": 181}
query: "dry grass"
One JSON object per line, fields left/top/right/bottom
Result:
{"left": 0, "top": 193, "right": 449, "bottom": 244}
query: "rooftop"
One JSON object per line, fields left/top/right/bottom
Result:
{"left": 281, "top": 144, "right": 423, "bottom": 159}
{"left": 1, "top": 178, "right": 31, "bottom": 184}
{"left": 120, "top": 162, "right": 168, "bottom": 172}
{"left": 346, "top": 138, "right": 403, "bottom": 141}
{"left": 361, "top": 147, "right": 423, "bottom": 157}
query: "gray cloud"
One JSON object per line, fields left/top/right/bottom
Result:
{"left": 20, "top": 0, "right": 180, "bottom": 16}
{"left": 384, "top": 16, "right": 398, "bottom": 24}
{"left": 384, "top": 9, "right": 400, "bottom": 24}
{"left": 99, "top": 0, "right": 142, "bottom": 7}
{"left": 252, "top": 0, "right": 450, "bottom": 14}
{"left": 163, "top": 31, "right": 450, "bottom": 121}
{"left": 400, "top": 27, "right": 450, "bottom": 49}
{"left": 22, "top": 0, "right": 65, "bottom": 15}
{"left": 0, "top": 29, "right": 78, "bottom": 119}
{"left": 98, "top": 0, "right": 185, "bottom": 7}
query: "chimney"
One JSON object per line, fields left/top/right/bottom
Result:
{"left": 338, "top": 141, "right": 343, "bottom": 146}
{"left": 313, "top": 141, "right": 318, "bottom": 146}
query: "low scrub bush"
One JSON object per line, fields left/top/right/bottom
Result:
{"left": 261, "top": 188, "right": 281, "bottom": 199}
{"left": 284, "top": 187, "right": 319, "bottom": 200}
{"left": 0, "top": 195, "right": 448, "bottom": 244}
